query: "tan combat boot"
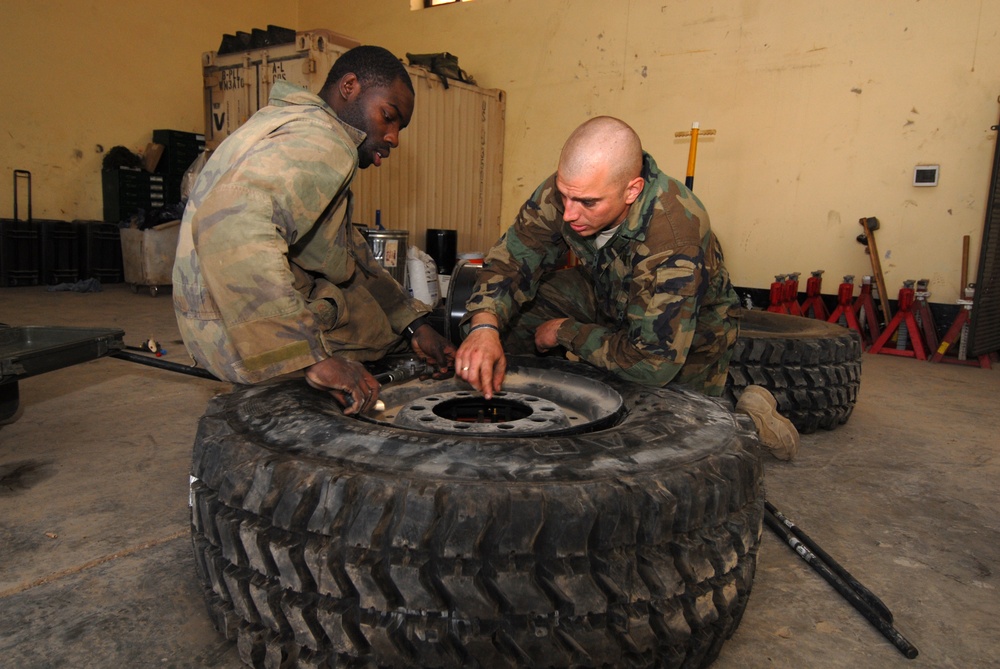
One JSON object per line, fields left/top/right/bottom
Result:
{"left": 736, "top": 385, "right": 800, "bottom": 461}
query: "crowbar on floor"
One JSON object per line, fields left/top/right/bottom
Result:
{"left": 764, "top": 499, "right": 919, "bottom": 659}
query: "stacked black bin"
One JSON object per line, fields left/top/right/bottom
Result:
{"left": 76, "top": 220, "right": 123, "bottom": 283}
{"left": 39, "top": 220, "right": 80, "bottom": 284}
{"left": 152, "top": 129, "right": 205, "bottom": 204}
{"left": 153, "top": 129, "right": 204, "bottom": 175}
{"left": 101, "top": 167, "right": 162, "bottom": 224}
{"left": 100, "top": 130, "right": 201, "bottom": 225}
{"left": 0, "top": 218, "right": 86, "bottom": 286}
{"left": 1, "top": 170, "right": 41, "bottom": 287}
{"left": 2, "top": 170, "right": 124, "bottom": 286}
{"left": 0, "top": 219, "right": 40, "bottom": 287}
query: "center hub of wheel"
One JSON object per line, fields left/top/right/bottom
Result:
{"left": 362, "top": 359, "right": 627, "bottom": 437}
{"left": 390, "top": 390, "right": 572, "bottom": 434}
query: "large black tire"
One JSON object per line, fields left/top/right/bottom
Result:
{"left": 726, "top": 309, "right": 863, "bottom": 434}
{"left": 190, "top": 356, "right": 763, "bottom": 668}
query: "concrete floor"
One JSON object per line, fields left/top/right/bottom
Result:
{"left": 1, "top": 283, "right": 997, "bottom": 669}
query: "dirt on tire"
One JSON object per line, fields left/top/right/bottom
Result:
{"left": 190, "top": 356, "right": 764, "bottom": 668}
{"left": 726, "top": 309, "right": 863, "bottom": 434}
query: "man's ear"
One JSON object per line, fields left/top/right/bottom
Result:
{"left": 624, "top": 176, "right": 644, "bottom": 205}
{"left": 338, "top": 73, "right": 361, "bottom": 103}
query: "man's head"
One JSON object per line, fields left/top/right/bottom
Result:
{"left": 556, "top": 116, "right": 645, "bottom": 237}
{"left": 320, "top": 46, "right": 415, "bottom": 169}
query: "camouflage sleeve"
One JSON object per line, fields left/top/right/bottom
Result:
{"left": 285, "top": 185, "right": 426, "bottom": 335}
{"left": 342, "top": 224, "right": 429, "bottom": 331}
{"left": 189, "top": 122, "right": 361, "bottom": 375}
{"left": 464, "top": 176, "right": 568, "bottom": 328}
{"left": 557, "top": 243, "right": 706, "bottom": 386}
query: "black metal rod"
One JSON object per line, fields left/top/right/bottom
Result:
{"left": 764, "top": 508, "right": 918, "bottom": 659}
{"left": 765, "top": 500, "right": 894, "bottom": 623}
{"left": 111, "top": 350, "right": 220, "bottom": 381}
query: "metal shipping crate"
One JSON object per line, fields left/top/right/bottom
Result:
{"left": 202, "top": 29, "right": 359, "bottom": 147}
{"left": 200, "top": 29, "right": 506, "bottom": 257}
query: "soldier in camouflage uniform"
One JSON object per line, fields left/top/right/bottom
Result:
{"left": 174, "top": 46, "right": 455, "bottom": 414}
{"left": 455, "top": 116, "right": 739, "bottom": 398}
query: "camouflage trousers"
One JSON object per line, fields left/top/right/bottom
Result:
{"left": 502, "top": 267, "right": 597, "bottom": 354}
{"left": 502, "top": 267, "right": 735, "bottom": 396}
{"left": 179, "top": 276, "right": 410, "bottom": 385}
{"left": 318, "top": 279, "right": 412, "bottom": 363}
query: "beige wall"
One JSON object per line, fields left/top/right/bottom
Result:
{"left": 303, "top": 0, "right": 1000, "bottom": 300}
{"left": 4, "top": 1, "right": 998, "bottom": 299}
{"left": 0, "top": 1, "right": 297, "bottom": 221}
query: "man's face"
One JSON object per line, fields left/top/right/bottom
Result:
{"left": 338, "top": 77, "right": 415, "bottom": 169}
{"left": 555, "top": 166, "right": 635, "bottom": 237}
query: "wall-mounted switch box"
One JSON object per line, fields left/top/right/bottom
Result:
{"left": 913, "top": 165, "right": 939, "bottom": 186}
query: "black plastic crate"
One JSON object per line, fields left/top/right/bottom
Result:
{"left": 102, "top": 168, "right": 152, "bottom": 223}
{"left": 39, "top": 219, "right": 80, "bottom": 285}
{"left": 149, "top": 174, "right": 166, "bottom": 208}
{"left": 75, "top": 220, "right": 124, "bottom": 283}
{"left": 163, "top": 174, "right": 185, "bottom": 206}
{"left": 0, "top": 219, "right": 40, "bottom": 287}
{"left": 152, "top": 129, "right": 205, "bottom": 176}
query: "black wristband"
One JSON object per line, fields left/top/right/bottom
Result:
{"left": 403, "top": 316, "right": 429, "bottom": 339}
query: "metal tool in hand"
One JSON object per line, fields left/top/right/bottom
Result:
{"left": 370, "top": 357, "right": 435, "bottom": 385}
{"left": 346, "top": 358, "right": 436, "bottom": 412}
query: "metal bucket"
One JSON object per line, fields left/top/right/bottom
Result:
{"left": 362, "top": 229, "right": 408, "bottom": 286}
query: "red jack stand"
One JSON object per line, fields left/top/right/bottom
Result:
{"left": 930, "top": 299, "right": 993, "bottom": 368}
{"left": 827, "top": 275, "right": 862, "bottom": 333}
{"left": 767, "top": 274, "right": 789, "bottom": 314}
{"left": 869, "top": 280, "right": 928, "bottom": 360}
{"left": 912, "top": 279, "right": 939, "bottom": 351}
{"left": 852, "top": 275, "right": 882, "bottom": 347}
{"left": 783, "top": 272, "right": 803, "bottom": 316}
{"left": 800, "top": 270, "right": 828, "bottom": 320}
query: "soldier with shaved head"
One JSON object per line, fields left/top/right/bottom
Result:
{"left": 455, "top": 116, "right": 799, "bottom": 457}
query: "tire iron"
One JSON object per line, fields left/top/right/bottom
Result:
{"left": 764, "top": 500, "right": 918, "bottom": 659}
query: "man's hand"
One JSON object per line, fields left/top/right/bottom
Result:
{"left": 455, "top": 314, "right": 506, "bottom": 399}
{"left": 304, "top": 356, "right": 381, "bottom": 415}
{"left": 409, "top": 324, "right": 457, "bottom": 377}
{"left": 534, "top": 318, "right": 567, "bottom": 352}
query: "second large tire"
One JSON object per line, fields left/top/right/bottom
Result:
{"left": 726, "top": 309, "right": 863, "bottom": 434}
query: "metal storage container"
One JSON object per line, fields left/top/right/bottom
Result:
{"left": 202, "top": 29, "right": 359, "bottom": 147}
{"left": 200, "top": 29, "right": 506, "bottom": 258}
{"left": 361, "top": 228, "right": 408, "bottom": 286}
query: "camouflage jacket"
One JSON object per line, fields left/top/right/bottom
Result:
{"left": 466, "top": 153, "right": 739, "bottom": 392}
{"left": 173, "top": 81, "right": 427, "bottom": 384}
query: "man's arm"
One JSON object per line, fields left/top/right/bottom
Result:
{"left": 454, "top": 311, "right": 504, "bottom": 399}
{"left": 189, "top": 122, "right": 364, "bottom": 380}
{"left": 463, "top": 177, "right": 570, "bottom": 330}
{"left": 456, "top": 177, "right": 567, "bottom": 396}
{"left": 192, "top": 182, "right": 337, "bottom": 377}
{"left": 342, "top": 225, "right": 431, "bottom": 333}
